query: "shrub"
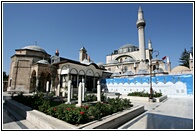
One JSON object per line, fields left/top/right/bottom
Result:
{"left": 127, "top": 91, "right": 162, "bottom": 97}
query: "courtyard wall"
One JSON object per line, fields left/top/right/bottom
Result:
{"left": 101, "top": 74, "right": 193, "bottom": 96}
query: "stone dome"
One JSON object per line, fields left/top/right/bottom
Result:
{"left": 37, "top": 60, "right": 49, "bottom": 65}
{"left": 171, "top": 66, "right": 191, "bottom": 73}
{"left": 22, "top": 45, "right": 47, "bottom": 53}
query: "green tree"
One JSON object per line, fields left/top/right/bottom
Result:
{"left": 179, "top": 48, "right": 191, "bottom": 68}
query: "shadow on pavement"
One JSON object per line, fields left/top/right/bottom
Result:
{"left": 146, "top": 113, "right": 193, "bottom": 129}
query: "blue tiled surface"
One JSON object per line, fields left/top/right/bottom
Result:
{"left": 101, "top": 74, "right": 193, "bottom": 95}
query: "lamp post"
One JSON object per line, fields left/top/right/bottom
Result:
{"left": 149, "top": 50, "right": 159, "bottom": 100}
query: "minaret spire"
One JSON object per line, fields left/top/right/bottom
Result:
{"left": 136, "top": 6, "right": 146, "bottom": 61}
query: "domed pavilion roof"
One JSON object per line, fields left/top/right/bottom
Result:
{"left": 22, "top": 45, "right": 47, "bottom": 53}
{"left": 171, "top": 66, "right": 191, "bottom": 73}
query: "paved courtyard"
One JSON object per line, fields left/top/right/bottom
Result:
{"left": 2, "top": 92, "right": 194, "bottom": 129}
{"left": 119, "top": 96, "right": 194, "bottom": 129}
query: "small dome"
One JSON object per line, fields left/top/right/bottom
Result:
{"left": 111, "top": 72, "right": 121, "bottom": 77}
{"left": 121, "top": 71, "right": 134, "bottom": 76}
{"left": 37, "top": 60, "right": 49, "bottom": 65}
{"left": 22, "top": 45, "right": 47, "bottom": 53}
{"left": 137, "top": 70, "right": 148, "bottom": 74}
{"left": 97, "top": 62, "right": 104, "bottom": 66}
{"left": 171, "top": 66, "right": 191, "bottom": 73}
{"left": 153, "top": 68, "right": 164, "bottom": 73}
{"left": 108, "top": 60, "right": 119, "bottom": 64}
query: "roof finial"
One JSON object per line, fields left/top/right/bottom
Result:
{"left": 35, "top": 41, "right": 37, "bottom": 46}
{"left": 55, "top": 49, "right": 59, "bottom": 56}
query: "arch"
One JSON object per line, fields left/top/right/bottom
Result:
{"left": 70, "top": 68, "right": 78, "bottom": 74}
{"left": 115, "top": 55, "right": 136, "bottom": 61}
{"left": 95, "top": 72, "right": 100, "bottom": 77}
{"left": 39, "top": 72, "right": 46, "bottom": 92}
{"left": 60, "top": 64, "right": 69, "bottom": 74}
{"left": 79, "top": 70, "right": 85, "bottom": 75}
{"left": 86, "top": 68, "right": 94, "bottom": 76}
{"left": 30, "top": 70, "right": 36, "bottom": 92}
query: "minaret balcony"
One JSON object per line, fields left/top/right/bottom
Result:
{"left": 136, "top": 20, "right": 146, "bottom": 28}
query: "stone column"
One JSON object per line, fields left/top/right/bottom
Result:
{"left": 76, "top": 82, "right": 82, "bottom": 107}
{"left": 82, "top": 78, "right": 85, "bottom": 101}
{"left": 66, "top": 80, "right": 72, "bottom": 104}
{"left": 97, "top": 80, "right": 101, "bottom": 102}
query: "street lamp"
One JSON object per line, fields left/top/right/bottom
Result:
{"left": 149, "top": 50, "right": 159, "bottom": 100}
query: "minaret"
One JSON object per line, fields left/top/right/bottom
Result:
{"left": 167, "top": 57, "right": 171, "bottom": 73}
{"left": 189, "top": 53, "right": 193, "bottom": 71}
{"left": 136, "top": 6, "right": 146, "bottom": 61}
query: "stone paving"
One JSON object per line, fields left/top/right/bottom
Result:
{"left": 2, "top": 92, "right": 194, "bottom": 129}
{"left": 118, "top": 96, "right": 194, "bottom": 129}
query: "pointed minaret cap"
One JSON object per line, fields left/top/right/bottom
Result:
{"left": 139, "top": 6, "right": 143, "bottom": 12}
{"left": 190, "top": 53, "right": 193, "bottom": 60}
{"left": 55, "top": 49, "right": 59, "bottom": 56}
{"left": 148, "top": 39, "right": 152, "bottom": 50}
{"left": 167, "top": 56, "right": 170, "bottom": 63}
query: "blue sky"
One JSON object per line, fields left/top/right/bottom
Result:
{"left": 3, "top": 2, "right": 193, "bottom": 74}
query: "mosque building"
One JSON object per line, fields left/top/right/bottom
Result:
{"left": 103, "top": 6, "right": 171, "bottom": 77}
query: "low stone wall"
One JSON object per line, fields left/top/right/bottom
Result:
{"left": 79, "top": 105, "right": 144, "bottom": 129}
{"left": 155, "top": 95, "right": 167, "bottom": 102}
{"left": 121, "top": 95, "right": 167, "bottom": 102}
{"left": 4, "top": 99, "right": 144, "bottom": 129}
{"left": 4, "top": 100, "right": 77, "bottom": 129}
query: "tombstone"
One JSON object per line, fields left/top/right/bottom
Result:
{"left": 46, "top": 81, "right": 50, "bottom": 92}
{"left": 56, "top": 84, "right": 60, "bottom": 96}
{"left": 76, "top": 82, "right": 82, "bottom": 107}
{"left": 82, "top": 78, "right": 85, "bottom": 101}
{"left": 97, "top": 80, "right": 101, "bottom": 102}
{"left": 71, "top": 85, "right": 73, "bottom": 99}
{"left": 66, "top": 80, "right": 72, "bottom": 104}
{"left": 62, "top": 90, "right": 66, "bottom": 97}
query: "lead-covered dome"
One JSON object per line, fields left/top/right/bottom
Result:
{"left": 22, "top": 45, "right": 47, "bottom": 53}
{"left": 118, "top": 44, "right": 138, "bottom": 53}
{"left": 37, "top": 60, "right": 49, "bottom": 64}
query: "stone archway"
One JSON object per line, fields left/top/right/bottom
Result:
{"left": 30, "top": 70, "right": 36, "bottom": 92}
{"left": 39, "top": 72, "right": 46, "bottom": 92}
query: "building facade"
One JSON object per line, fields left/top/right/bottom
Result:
{"left": 8, "top": 45, "right": 106, "bottom": 93}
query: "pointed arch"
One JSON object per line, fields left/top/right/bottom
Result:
{"left": 86, "top": 68, "right": 94, "bottom": 76}
{"left": 30, "top": 70, "right": 36, "bottom": 92}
